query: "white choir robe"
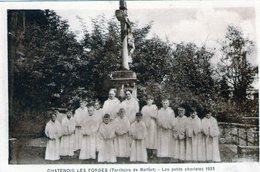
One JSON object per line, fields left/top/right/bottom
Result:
{"left": 60, "top": 117, "right": 76, "bottom": 156}
{"left": 79, "top": 115, "right": 100, "bottom": 160}
{"left": 157, "top": 107, "right": 175, "bottom": 158}
{"left": 74, "top": 107, "right": 88, "bottom": 151}
{"left": 173, "top": 116, "right": 187, "bottom": 160}
{"left": 114, "top": 117, "right": 131, "bottom": 157}
{"left": 103, "top": 98, "right": 121, "bottom": 120}
{"left": 201, "top": 117, "right": 221, "bottom": 162}
{"left": 45, "top": 120, "right": 62, "bottom": 160}
{"left": 141, "top": 104, "right": 158, "bottom": 150}
{"left": 94, "top": 109, "right": 104, "bottom": 152}
{"left": 120, "top": 98, "right": 139, "bottom": 124}
{"left": 130, "top": 120, "right": 147, "bottom": 162}
{"left": 197, "top": 132, "right": 205, "bottom": 161}
{"left": 98, "top": 122, "right": 117, "bottom": 162}
{"left": 185, "top": 116, "right": 202, "bottom": 161}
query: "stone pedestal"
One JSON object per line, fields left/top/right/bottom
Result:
{"left": 110, "top": 70, "right": 137, "bottom": 100}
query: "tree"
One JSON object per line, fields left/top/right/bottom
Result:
{"left": 132, "top": 36, "right": 172, "bottom": 85}
{"left": 164, "top": 43, "right": 215, "bottom": 108}
{"left": 131, "top": 34, "right": 173, "bottom": 106}
{"left": 220, "top": 25, "right": 257, "bottom": 106}
{"left": 80, "top": 16, "right": 122, "bottom": 101}
{"left": 11, "top": 10, "right": 84, "bottom": 111}
{"left": 218, "top": 76, "right": 231, "bottom": 100}
{"left": 9, "top": 10, "right": 90, "bottom": 137}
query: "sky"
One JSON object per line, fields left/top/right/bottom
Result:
{"left": 54, "top": 1, "right": 257, "bottom": 67}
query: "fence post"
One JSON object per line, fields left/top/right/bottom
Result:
{"left": 237, "top": 128, "right": 240, "bottom": 145}
{"left": 245, "top": 129, "right": 248, "bottom": 146}
{"left": 253, "top": 131, "right": 256, "bottom": 146}
{"left": 9, "top": 138, "right": 18, "bottom": 164}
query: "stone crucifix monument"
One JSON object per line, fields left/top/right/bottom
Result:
{"left": 110, "top": 0, "right": 137, "bottom": 100}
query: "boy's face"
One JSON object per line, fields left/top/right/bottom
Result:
{"left": 80, "top": 102, "right": 86, "bottom": 107}
{"left": 94, "top": 102, "right": 100, "bottom": 110}
{"left": 51, "top": 113, "right": 56, "bottom": 122}
{"left": 136, "top": 115, "right": 142, "bottom": 122}
{"left": 178, "top": 107, "right": 185, "bottom": 117}
{"left": 109, "top": 92, "right": 115, "bottom": 99}
{"left": 162, "top": 101, "right": 169, "bottom": 109}
{"left": 126, "top": 91, "right": 132, "bottom": 100}
{"left": 103, "top": 117, "right": 110, "bottom": 124}
{"left": 88, "top": 107, "right": 94, "bottom": 116}
{"left": 118, "top": 109, "right": 125, "bottom": 118}
{"left": 67, "top": 112, "right": 72, "bottom": 118}
{"left": 191, "top": 111, "right": 197, "bottom": 119}
{"left": 206, "top": 113, "right": 212, "bottom": 119}
{"left": 146, "top": 99, "right": 153, "bottom": 106}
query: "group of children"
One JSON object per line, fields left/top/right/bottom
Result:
{"left": 44, "top": 89, "right": 221, "bottom": 163}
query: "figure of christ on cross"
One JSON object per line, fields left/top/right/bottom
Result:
{"left": 115, "top": 0, "right": 135, "bottom": 70}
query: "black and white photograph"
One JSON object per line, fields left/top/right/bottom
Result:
{"left": 0, "top": 0, "right": 259, "bottom": 171}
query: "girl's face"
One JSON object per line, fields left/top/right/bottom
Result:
{"left": 162, "top": 101, "right": 169, "bottom": 109}
{"left": 146, "top": 99, "right": 153, "bottom": 106}
{"left": 178, "top": 107, "right": 185, "bottom": 117}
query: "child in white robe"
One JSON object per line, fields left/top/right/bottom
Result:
{"left": 130, "top": 112, "right": 148, "bottom": 162}
{"left": 45, "top": 111, "right": 62, "bottom": 161}
{"left": 94, "top": 100, "right": 104, "bottom": 152}
{"left": 60, "top": 110, "right": 76, "bottom": 157}
{"left": 201, "top": 109, "right": 221, "bottom": 162}
{"left": 120, "top": 89, "right": 140, "bottom": 124}
{"left": 185, "top": 107, "right": 202, "bottom": 162}
{"left": 157, "top": 99, "right": 175, "bottom": 158}
{"left": 79, "top": 106, "right": 100, "bottom": 160}
{"left": 141, "top": 96, "right": 158, "bottom": 158}
{"left": 172, "top": 105, "right": 187, "bottom": 161}
{"left": 74, "top": 101, "right": 88, "bottom": 151}
{"left": 98, "top": 114, "right": 117, "bottom": 163}
{"left": 94, "top": 100, "right": 104, "bottom": 123}
{"left": 114, "top": 108, "right": 131, "bottom": 158}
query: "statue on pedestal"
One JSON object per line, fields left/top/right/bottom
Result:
{"left": 110, "top": 0, "right": 137, "bottom": 100}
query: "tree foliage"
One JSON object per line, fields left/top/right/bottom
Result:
{"left": 80, "top": 16, "right": 121, "bottom": 101}
{"left": 163, "top": 43, "right": 215, "bottom": 108}
{"left": 220, "top": 25, "right": 257, "bottom": 105}
{"left": 11, "top": 10, "right": 84, "bottom": 111}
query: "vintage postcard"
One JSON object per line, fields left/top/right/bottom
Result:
{"left": 0, "top": 0, "right": 259, "bottom": 172}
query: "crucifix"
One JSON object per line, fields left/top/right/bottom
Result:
{"left": 115, "top": 0, "right": 135, "bottom": 70}
{"left": 110, "top": 0, "right": 137, "bottom": 100}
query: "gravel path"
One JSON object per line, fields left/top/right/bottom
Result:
{"left": 9, "top": 138, "right": 259, "bottom": 164}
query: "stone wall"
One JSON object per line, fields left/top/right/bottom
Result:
{"left": 218, "top": 122, "right": 259, "bottom": 146}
